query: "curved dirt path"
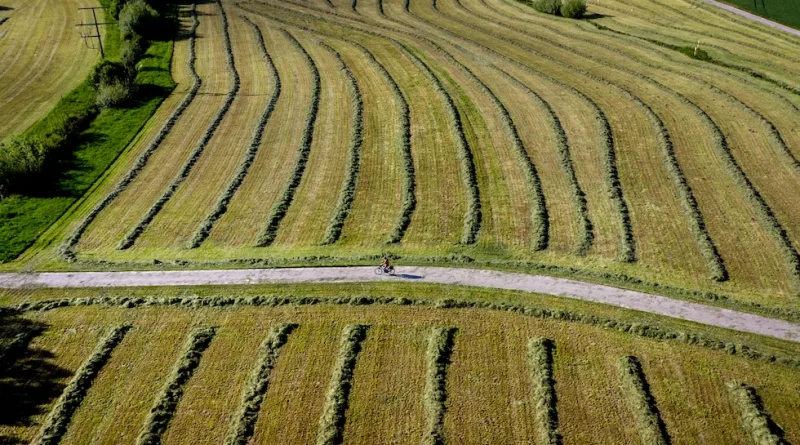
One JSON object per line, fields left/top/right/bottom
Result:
{"left": 0, "top": 266, "right": 798, "bottom": 342}
{"left": 699, "top": 0, "right": 800, "bottom": 38}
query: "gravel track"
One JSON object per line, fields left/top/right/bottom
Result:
{"left": 0, "top": 266, "right": 798, "bottom": 342}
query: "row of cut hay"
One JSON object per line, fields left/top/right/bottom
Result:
{"left": 316, "top": 324, "right": 369, "bottom": 445}
{"left": 589, "top": 4, "right": 800, "bottom": 95}
{"left": 393, "top": 41, "right": 482, "bottom": 245}
{"left": 320, "top": 42, "right": 365, "bottom": 245}
{"left": 453, "top": 0, "right": 796, "bottom": 284}
{"left": 188, "top": 16, "right": 281, "bottom": 248}
{"left": 225, "top": 323, "right": 297, "bottom": 445}
{"left": 349, "top": 42, "right": 415, "bottom": 244}
{"left": 527, "top": 338, "right": 561, "bottom": 445}
{"left": 255, "top": 29, "right": 321, "bottom": 247}
{"left": 136, "top": 327, "right": 217, "bottom": 445}
{"left": 17, "top": 293, "right": 800, "bottom": 368}
{"left": 402, "top": 1, "right": 635, "bottom": 261}
{"left": 386, "top": 5, "right": 549, "bottom": 250}
{"left": 60, "top": 4, "right": 202, "bottom": 261}
{"left": 493, "top": 67, "right": 593, "bottom": 255}
{"left": 31, "top": 325, "right": 130, "bottom": 445}
{"left": 423, "top": 327, "right": 457, "bottom": 445}
{"left": 620, "top": 0, "right": 800, "bottom": 62}
{"left": 617, "top": 355, "right": 671, "bottom": 445}
{"left": 476, "top": 0, "right": 792, "bottom": 290}
{"left": 117, "top": 0, "right": 240, "bottom": 250}
{"left": 423, "top": 36, "right": 550, "bottom": 251}
{"left": 316, "top": 0, "right": 553, "bottom": 249}
{"left": 726, "top": 382, "right": 791, "bottom": 445}
{"left": 241, "top": 3, "right": 470, "bottom": 244}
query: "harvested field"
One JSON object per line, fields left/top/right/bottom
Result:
{"left": 5, "top": 0, "right": 800, "bottom": 314}
{"left": 1, "top": 289, "right": 799, "bottom": 444}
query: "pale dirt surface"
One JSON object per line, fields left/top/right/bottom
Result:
{"left": 0, "top": 266, "right": 798, "bottom": 342}
{"left": 699, "top": 0, "right": 800, "bottom": 37}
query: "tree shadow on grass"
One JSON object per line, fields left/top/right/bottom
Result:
{"left": 0, "top": 312, "right": 70, "bottom": 445}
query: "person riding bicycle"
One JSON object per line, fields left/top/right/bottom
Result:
{"left": 380, "top": 257, "right": 391, "bottom": 272}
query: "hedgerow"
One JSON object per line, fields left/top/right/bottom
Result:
{"left": 726, "top": 382, "right": 790, "bottom": 445}
{"left": 118, "top": 0, "right": 240, "bottom": 250}
{"left": 494, "top": 67, "right": 593, "bottom": 255}
{"left": 394, "top": 42, "right": 482, "bottom": 245}
{"left": 316, "top": 324, "right": 369, "bottom": 445}
{"left": 351, "top": 42, "right": 416, "bottom": 244}
{"left": 423, "top": 327, "right": 456, "bottom": 445}
{"left": 226, "top": 323, "right": 297, "bottom": 445}
{"left": 136, "top": 326, "right": 217, "bottom": 445}
{"left": 255, "top": 29, "right": 321, "bottom": 247}
{"left": 320, "top": 42, "right": 364, "bottom": 245}
{"left": 618, "top": 355, "right": 671, "bottom": 445}
{"left": 429, "top": 43, "right": 549, "bottom": 251}
{"left": 12, "top": 294, "right": 800, "bottom": 368}
{"left": 188, "top": 16, "right": 281, "bottom": 248}
{"left": 32, "top": 325, "right": 130, "bottom": 445}
{"left": 61, "top": 4, "right": 201, "bottom": 261}
{"left": 528, "top": 338, "right": 561, "bottom": 445}
{"left": 402, "top": 2, "right": 635, "bottom": 260}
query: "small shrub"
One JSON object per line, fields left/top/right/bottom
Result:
{"left": 531, "top": 0, "right": 561, "bottom": 15}
{"left": 560, "top": 0, "right": 586, "bottom": 18}
{"left": 89, "top": 61, "right": 128, "bottom": 90}
{"left": 118, "top": 0, "right": 159, "bottom": 40}
{"left": 96, "top": 82, "right": 133, "bottom": 108}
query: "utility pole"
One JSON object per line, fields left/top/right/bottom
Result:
{"left": 76, "top": 6, "right": 111, "bottom": 58}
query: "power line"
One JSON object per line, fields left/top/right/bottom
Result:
{"left": 76, "top": 6, "right": 111, "bottom": 58}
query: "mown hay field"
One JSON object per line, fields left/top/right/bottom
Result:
{"left": 1, "top": 282, "right": 799, "bottom": 445}
{"left": 12, "top": 0, "right": 800, "bottom": 312}
{"left": 0, "top": 0, "right": 100, "bottom": 140}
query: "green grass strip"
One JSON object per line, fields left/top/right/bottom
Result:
{"left": 188, "top": 15, "right": 281, "bottom": 248}
{"left": 618, "top": 355, "right": 671, "bottom": 445}
{"left": 255, "top": 29, "right": 321, "bottom": 247}
{"left": 320, "top": 42, "right": 364, "bottom": 245}
{"left": 119, "top": 0, "right": 240, "bottom": 250}
{"left": 136, "top": 326, "right": 217, "bottom": 445}
{"left": 316, "top": 324, "right": 369, "bottom": 445}
{"left": 226, "top": 323, "right": 297, "bottom": 445}
{"left": 31, "top": 325, "right": 130, "bottom": 445}
{"left": 528, "top": 338, "right": 561, "bottom": 445}
{"left": 726, "top": 381, "right": 790, "bottom": 445}
{"left": 423, "top": 326, "right": 456, "bottom": 445}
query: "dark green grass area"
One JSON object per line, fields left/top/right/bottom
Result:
{"left": 715, "top": 0, "right": 800, "bottom": 31}
{"left": 0, "top": 40, "right": 175, "bottom": 262}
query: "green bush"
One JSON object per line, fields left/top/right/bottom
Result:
{"left": 120, "top": 34, "right": 146, "bottom": 73}
{"left": 560, "top": 0, "right": 586, "bottom": 18}
{"left": 531, "top": 0, "right": 561, "bottom": 15}
{"left": 118, "top": 0, "right": 159, "bottom": 40}
{"left": 96, "top": 82, "right": 133, "bottom": 108}
{"left": 89, "top": 60, "right": 128, "bottom": 89}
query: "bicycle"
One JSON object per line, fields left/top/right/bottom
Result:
{"left": 374, "top": 265, "right": 395, "bottom": 275}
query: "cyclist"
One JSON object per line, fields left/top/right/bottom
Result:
{"left": 380, "top": 257, "right": 391, "bottom": 272}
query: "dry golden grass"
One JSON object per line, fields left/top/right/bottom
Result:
{"left": 0, "top": 0, "right": 99, "bottom": 140}
{"left": 3, "top": 300, "right": 798, "bottom": 444}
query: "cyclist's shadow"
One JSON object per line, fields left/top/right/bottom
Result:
{"left": 394, "top": 273, "right": 424, "bottom": 280}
